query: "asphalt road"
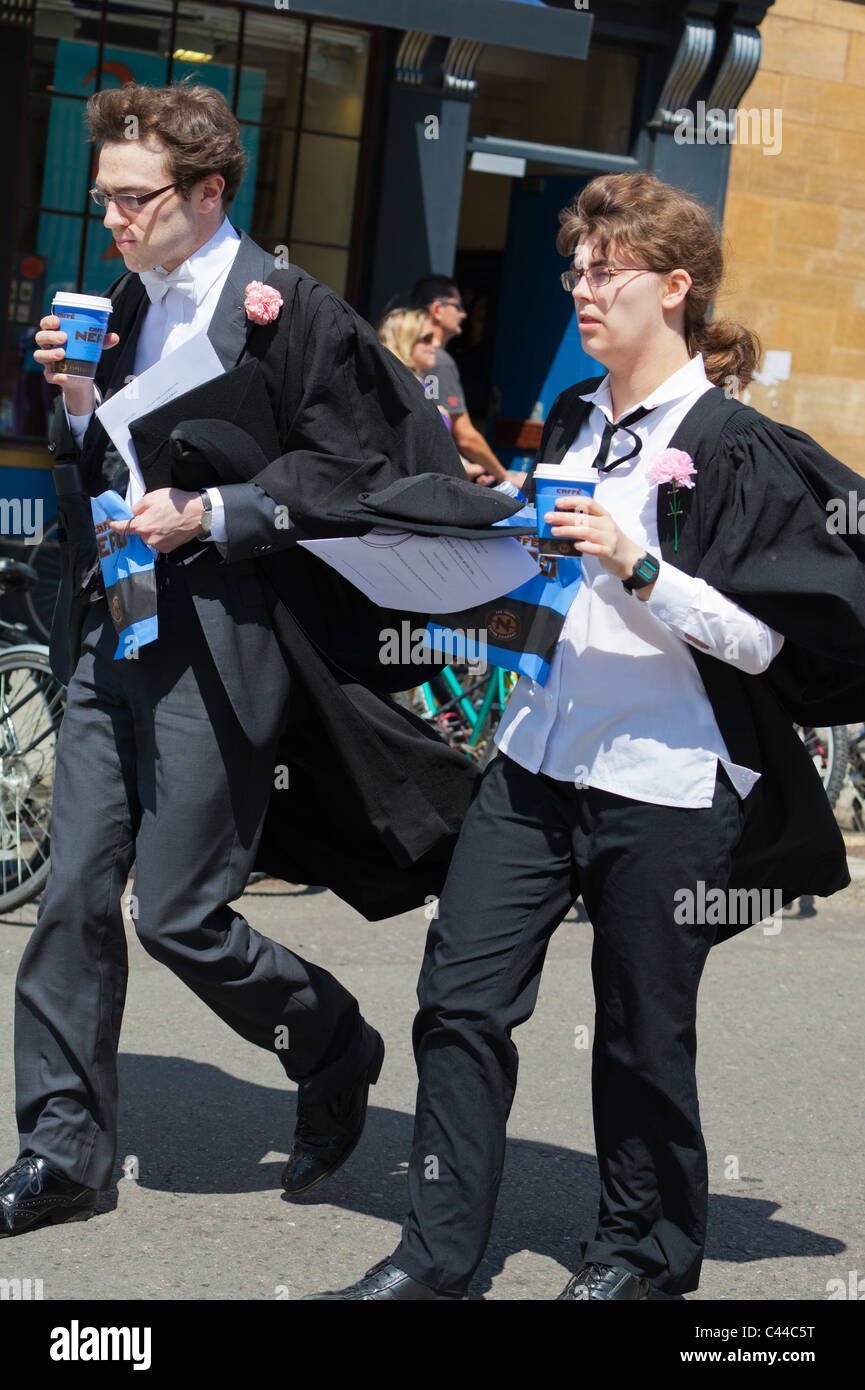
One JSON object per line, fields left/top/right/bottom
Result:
{"left": 0, "top": 867, "right": 863, "bottom": 1305}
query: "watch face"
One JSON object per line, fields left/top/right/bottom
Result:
{"left": 624, "top": 553, "right": 659, "bottom": 590}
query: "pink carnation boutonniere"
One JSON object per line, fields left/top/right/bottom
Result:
{"left": 647, "top": 448, "right": 697, "bottom": 551}
{"left": 244, "top": 281, "right": 283, "bottom": 326}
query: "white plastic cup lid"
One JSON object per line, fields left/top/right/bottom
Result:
{"left": 534, "top": 463, "right": 596, "bottom": 482}
{"left": 52, "top": 292, "right": 114, "bottom": 313}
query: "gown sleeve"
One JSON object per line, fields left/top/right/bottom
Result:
{"left": 247, "top": 286, "right": 466, "bottom": 533}
{"left": 694, "top": 410, "right": 865, "bottom": 722}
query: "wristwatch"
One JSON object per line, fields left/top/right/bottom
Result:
{"left": 622, "top": 551, "right": 660, "bottom": 593}
{"left": 198, "top": 489, "right": 213, "bottom": 537}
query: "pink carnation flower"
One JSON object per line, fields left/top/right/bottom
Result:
{"left": 244, "top": 281, "right": 283, "bottom": 326}
{"left": 648, "top": 448, "right": 697, "bottom": 489}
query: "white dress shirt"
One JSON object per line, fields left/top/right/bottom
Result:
{"left": 495, "top": 355, "right": 785, "bottom": 809}
{"left": 66, "top": 217, "right": 241, "bottom": 543}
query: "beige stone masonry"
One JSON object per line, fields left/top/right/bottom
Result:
{"left": 716, "top": 0, "right": 865, "bottom": 474}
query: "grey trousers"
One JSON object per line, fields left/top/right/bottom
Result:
{"left": 14, "top": 558, "right": 364, "bottom": 1190}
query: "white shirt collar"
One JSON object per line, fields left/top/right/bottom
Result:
{"left": 150, "top": 217, "right": 240, "bottom": 303}
{"left": 579, "top": 354, "right": 709, "bottom": 423}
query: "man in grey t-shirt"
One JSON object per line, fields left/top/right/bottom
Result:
{"left": 411, "top": 276, "right": 507, "bottom": 484}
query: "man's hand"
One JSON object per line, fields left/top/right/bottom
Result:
{"left": 462, "top": 460, "right": 497, "bottom": 487}
{"left": 108, "top": 488, "right": 206, "bottom": 553}
{"left": 548, "top": 495, "right": 653, "bottom": 593}
{"left": 34, "top": 314, "right": 120, "bottom": 416}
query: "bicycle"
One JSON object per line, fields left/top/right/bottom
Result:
{"left": 847, "top": 724, "right": 865, "bottom": 831}
{"left": 397, "top": 663, "right": 518, "bottom": 768}
{"left": 795, "top": 724, "right": 849, "bottom": 810}
{"left": 24, "top": 517, "right": 60, "bottom": 642}
{"left": 0, "top": 558, "right": 66, "bottom": 913}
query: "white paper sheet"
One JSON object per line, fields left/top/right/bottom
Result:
{"left": 298, "top": 530, "right": 540, "bottom": 612}
{"left": 95, "top": 333, "right": 224, "bottom": 472}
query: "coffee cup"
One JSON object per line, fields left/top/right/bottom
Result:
{"left": 51, "top": 292, "right": 114, "bottom": 378}
{"left": 534, "top": 464, "right": 596, "bottom": 556}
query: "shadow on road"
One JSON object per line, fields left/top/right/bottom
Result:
{"left": 116, "top": 1053, "right": 845, "bottom": 1298}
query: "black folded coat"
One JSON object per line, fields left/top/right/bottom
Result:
{"left": 166, "top": 415, "right": 531, "bottom": 539}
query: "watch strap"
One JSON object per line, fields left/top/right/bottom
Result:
{"left": 622, "top": 551, "right": 660, "bottom": 593}
{"left": 198, "top": 489, "right": 213, "bottom": 535}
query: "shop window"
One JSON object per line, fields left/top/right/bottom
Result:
{"left": 292, "top": 133, "right": 360, "bottom": 249}
{"left": 470, "top": 44, "right": 638, "bottom": 156}
{"left": 303, "top": 24, "right": 368, "bottom": 137}
{"left": 2, "top": 0, "right": 372, "bottom": 444}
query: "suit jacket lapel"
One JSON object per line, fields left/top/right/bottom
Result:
{"left": 206, "top": 229, "right": 275, "bottom": 370}
{"left": 102, "top": 275, "right": 148, "bottom": 401}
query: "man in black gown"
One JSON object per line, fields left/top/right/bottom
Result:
{"left": 0, "top": 82, "right": 475, "bottom": 1237}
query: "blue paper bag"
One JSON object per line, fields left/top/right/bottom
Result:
{"left": 91, "top": 491, "right": 159, "bottom": 659}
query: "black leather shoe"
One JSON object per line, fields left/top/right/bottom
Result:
{"left": 281, "top": 1028, "right": 385, "bottom": 1197}
{"left": 557, "top": 1262, "right": 651, "bottom": 1300}
{"left": 302, "top": 1258, "right": 461, "bottom": 1300}
{"left": 0, "top": 1156, "right": 97, "bottom": 1237}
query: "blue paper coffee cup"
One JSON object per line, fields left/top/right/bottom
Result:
{"left": 535, "top": 466, "right": 596, "bottom": 555}
{"left": 52, "top": 292, "right": 113, "bottom": 379}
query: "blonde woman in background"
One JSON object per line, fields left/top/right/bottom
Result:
{"left": 377, "top": 308, "right": 496, "bottom": 482}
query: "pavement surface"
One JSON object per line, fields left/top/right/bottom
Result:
{"left": 0, "top": 864, "right": 862, "bottom": 1304}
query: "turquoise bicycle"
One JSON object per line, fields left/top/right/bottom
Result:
{"left": 398, "top": 663, "right": 518, "bottom": 768}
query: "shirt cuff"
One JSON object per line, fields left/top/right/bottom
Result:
{"left": 204, "top": 486, "right": 227, "bottom": 543}
{"left": 644, "top": 559, "right": 704, "bottom": 630}
{"left": 64, "top": 401, "right": 93, "bottom": 441}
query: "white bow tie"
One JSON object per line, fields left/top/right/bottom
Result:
{"left": 139, "top": 263, "right": 198, "bottom": 305}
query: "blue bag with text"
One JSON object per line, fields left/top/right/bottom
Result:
{"left": 90, "top": 490, "right": 158, "bottom": 659}
{"left": 424, "top": 504, "right": 584, "bottom": 684}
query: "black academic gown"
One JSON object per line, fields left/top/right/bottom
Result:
{"left": 524, "top": 380, "right": 865, "bottom": 942}
{"left": 47, "top": 232, "right": 481, "bottom": 921}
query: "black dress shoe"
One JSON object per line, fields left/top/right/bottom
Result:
{"left": 281, "top": 1028, "right": 385, "bottom": 1197}
{"left": 302, "top": 1258, "right": 460, "bottom": 1300}
{"left": 0, "top": 1156, "right": 97, "bottom": 1237}
{"left": 557, "top": 1262, "right": 651, "bottom": 1300}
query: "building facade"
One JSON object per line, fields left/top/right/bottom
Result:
{"left": 718, "top": 0, "right": 865, "bottom": 473}
{"left": 1, "top": 0, "right": 778, "bottom": 516}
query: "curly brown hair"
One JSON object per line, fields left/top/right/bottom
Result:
{"left": 557, "top": 172, "right": 760, "bottom": 390}
{"left": 86, "top": 81, "right": 247, "bottom": 208}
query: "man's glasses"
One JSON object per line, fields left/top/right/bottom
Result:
{"left": 560, "top": 266, "right": 657, "bottom": 292}
{"left": 436, "top": 298, "right": 465, "bottom": 312}
{"left": 89, "top": 181, "right": 184, "bottom": 211}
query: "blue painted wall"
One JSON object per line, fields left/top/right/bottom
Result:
{"left": 490, "top": 174, "right": 600, "bottom": 468}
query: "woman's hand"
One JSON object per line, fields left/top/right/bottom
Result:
{"left": 546, "top": 494, "right": 645, "bottom": 581}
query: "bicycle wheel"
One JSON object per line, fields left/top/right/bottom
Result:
{"left": 847, "top": 726, "right": 865, "bottom": 831}
{"left": 796, "top": 724, "right": 849, "bottom": 810}
{"left": 25, "top": 519, "right": 61, "bottom": 642}
{"left": 0, "top": 647, "right": 65, "bottom": 912}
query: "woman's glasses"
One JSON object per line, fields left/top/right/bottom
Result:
{"left": 560, "top": 265, "right": 656, "bottom": 292}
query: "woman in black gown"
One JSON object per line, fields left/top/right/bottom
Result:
{"left": 306, "top": 171, "right": 865, "bottom": 1301}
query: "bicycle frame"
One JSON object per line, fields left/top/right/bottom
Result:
{"left": 419, "top": 666, "right": 514, "bottom": 750}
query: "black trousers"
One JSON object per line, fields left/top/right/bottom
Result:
{"left": 392, "top": 753, "right": 746, "bottom": 1297}
{"left": 14, "top": 558, "right": 367, "bottom": 1191}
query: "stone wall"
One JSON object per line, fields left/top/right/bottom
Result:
{"left": 717, "top": 0, "right": 865, "bottom": 473}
